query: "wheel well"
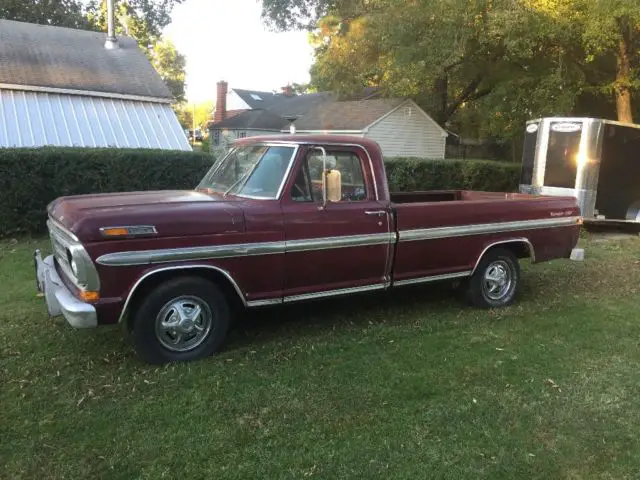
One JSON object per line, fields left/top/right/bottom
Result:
{"left": 498, "top": 241, "right": 533, "bottom": 260}
{"left": 473, "top": 239, "right": 534, "bottom": 274}
{"left": 123, "top": 267, "right": 245, "bottom": 330}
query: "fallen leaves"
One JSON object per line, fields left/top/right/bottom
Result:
{"left": 544, "top": 378, "right": 562, "bottom": 392}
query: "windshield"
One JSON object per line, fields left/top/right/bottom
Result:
{"left": 197, "top": 145, "right": 296, "bottom": 199}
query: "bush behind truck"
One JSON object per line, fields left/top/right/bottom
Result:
{"left": 0, "top": 147, "right": 520, "bottom": 237}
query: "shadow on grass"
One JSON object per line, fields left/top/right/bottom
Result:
{"left": 45, "top": 269, "right": 543, "bottom": 364}
{"left": 226, "top": 281, "right": 475, "bottom": 351}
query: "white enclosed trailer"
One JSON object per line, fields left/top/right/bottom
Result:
{"left": 519, "top": 117, "right": 640, "bottom": 229}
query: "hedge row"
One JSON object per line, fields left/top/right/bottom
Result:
{"left": 0, "top": 147, "right": 215, "bottom": 237}
{"left": 385, "top": 157, "right": 521, "bottom": 193}
{"left": 0, "top": 149, "right": 521, "bottom": 237}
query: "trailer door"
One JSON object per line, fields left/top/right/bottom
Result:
{"left": 520, "top": 122, "right": 540, "bottom": 186}
{"left": 544, "top": 121, "right": 582, "bottom": 188}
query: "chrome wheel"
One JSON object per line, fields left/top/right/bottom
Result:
{"left": 482, "top": 260, "right": 513, "bottom": 301}
{"left": 154, "top": 295, "right": 213, "bottom": 352}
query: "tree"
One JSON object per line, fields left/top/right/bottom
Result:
{"left": 578, "top": 0, "right": 640, "bottom": 123}
{"left": 305, "top": 1, "right": 585, "bottom": 125}
{"left": 85, "top": 0, "right": 182, "bottom": 49}
{"left": 85, "top": 1, "right": 188, "bottom": 103}
{"left": 263, "top": 0, "right": 639, "bottom": 148}
{"left": 150, "top": 40, "right": 187, "bottom": 103}
{"left": 0, "top": 0, "right": 93, "bottom": 28}
{"left": 261, "top": 0, "right": 335, "bottom": 30}
{"left": 85, "top": 0, "right": 183, "bottom": 42}
{"left": 174, "top": 101, "right": 214, "bottom": 131}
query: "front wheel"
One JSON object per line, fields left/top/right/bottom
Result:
{"left": 465, "top": 248, "right": 520, "bottom": 308}
{"left": 131, "top": 277, "right": 230, "bottom": 364}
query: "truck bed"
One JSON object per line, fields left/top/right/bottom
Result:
{"left": 389, "top": 191, "right": 582, "bottom": 282}
{"left": 390, "top": 190, "right": 532, "bottom": 204}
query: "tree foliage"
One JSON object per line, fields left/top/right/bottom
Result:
{"left": 174, "top": 101, "right": 214, "bottom": 131}
{"left": 85, "top": 0, "right": 182, "bottom": 47}
{"left": 0, "top": 0, "right": 94, "bottom": 28}
{"left": 262, "top": 0, "right": 640, "bottom": 142}
{"left": 150, "top": 40, "right": 187, "bottom": 102}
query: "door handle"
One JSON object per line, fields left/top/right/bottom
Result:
{"left": 365, "top": 210, "right": 386, "bottom": 217}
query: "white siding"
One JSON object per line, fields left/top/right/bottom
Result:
{"left": 366, "top": 100, "right": 446, "bottom": 158}
{"left": 0, "top": 88, "right": 191, "bottom": 150}
{"left": 245, "top": 129, "right": 282, "bottom": 138}
{"left": 292, "top": 131, "right": 365, "bottom": 137}
{"left": 211, "top": 129, "right": 281, "bottom": 154}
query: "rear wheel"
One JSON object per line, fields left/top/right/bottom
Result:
{"left": 131, "top": 277, "right": 230, "bottom": 364}
{"left": 465, "top": 248, "right": 520, "bottom": 308}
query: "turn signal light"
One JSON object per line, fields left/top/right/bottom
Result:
{"left": 100, "top": 225, "right": 158, "bottom": 238}
{"left": 79, "top": 290, "right": 100, "bottom": 302}
{"left": 101, "top": 227, "right": 129, "bottom": 237}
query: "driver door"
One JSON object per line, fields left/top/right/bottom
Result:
{"left": 281, "top": 146, "right": 392, "bottom": 300}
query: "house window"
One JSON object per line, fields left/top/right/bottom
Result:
{"left": 291, "top": 151, "right": 367, "bottom": 202}
{"left": 213, "top": 130, "right": 220, "bottom": 146}
{"left": 250, "top": 94, "right": 262, "bottom": 101}
{"left": 238, "top": 131, "right": 246, "bottom": 138}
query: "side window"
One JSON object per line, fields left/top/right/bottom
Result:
{"left": 334, "top": 152, "right": 367, "bottom": 201}
{"left": 291, "top": 150, "right": 368, "bottom": 202}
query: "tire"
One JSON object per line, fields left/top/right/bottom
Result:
{"left": 465, "top": 248, "right": 520, "bottom": 308}
{"left": 131, "top": 276, "right": 230, "bottom": 364}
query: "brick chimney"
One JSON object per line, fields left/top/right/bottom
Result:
{"left": 214, "top": 80, "right": 228, "bottom": 123}
{"left": 282, "top": 84, "right": 294, "bottom": 97}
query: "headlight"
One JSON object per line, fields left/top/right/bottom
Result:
{"left": 70, "top": 258, "right": 79, "bottom": 276}
{"left": 66, "top": 248, "right": 80, "bottom": 276}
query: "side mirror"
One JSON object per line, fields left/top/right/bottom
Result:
{"left": 310, "top": 146, "right": 342, "bottom": 206}
{"left": 325, "top": 169, "right": 342, "bottom": 202}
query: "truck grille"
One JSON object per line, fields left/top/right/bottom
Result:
{"left": 47, "top": 217, "right": 79, "bottom": 287}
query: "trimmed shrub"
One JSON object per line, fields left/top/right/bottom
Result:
{"left": 0, "top": 147, "right": 215, "bottom": 237}
{"left": 384, "top": 157, "right": 521, "bottom": 193}
{"left": 0, "top": 149, "right": 521, "bottom": 238}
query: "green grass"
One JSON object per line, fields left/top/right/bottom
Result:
{"left": 2, "top": 234, "right": 640, "bottom": 479}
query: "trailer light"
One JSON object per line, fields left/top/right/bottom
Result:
{"left": 575, "top": 152, "right": 589, "bottom": 166}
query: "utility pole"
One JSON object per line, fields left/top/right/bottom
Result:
{"left": 192, "top": 103, "right": 196, "bottom": 144}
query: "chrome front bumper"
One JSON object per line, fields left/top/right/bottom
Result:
{"left": 34, "top": 250, "right": 97, "bottom": 329}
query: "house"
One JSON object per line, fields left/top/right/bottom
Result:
{"left": 208, "top": 81, "right": 447, "bottom": 158}
{"left": 0, "top": 19, "right": 190, "bottom": 151}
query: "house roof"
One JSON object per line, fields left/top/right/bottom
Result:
{"left": 214, "top": 92, "right": 334, "bottom": 130}
{"left": 232, "top": 89, "right": 286, "bottom": 109}
{"left": 293, "top": 98, "right": 406, "bottom": 131}
{"left": 0, "top": 19, "right": 172, "bottom": 100}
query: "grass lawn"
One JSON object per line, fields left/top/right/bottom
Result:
{"left": 2, "top": 233, "right": 640, "bottom": 479}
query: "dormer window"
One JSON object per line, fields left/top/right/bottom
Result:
{"left": 250, "top": 94, "right": 262, "bottom": 101}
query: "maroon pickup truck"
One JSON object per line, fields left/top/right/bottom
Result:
{"left": 35, "top": 135, "right": 582, "bottom": 364}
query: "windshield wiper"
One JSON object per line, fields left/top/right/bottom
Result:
{"left": 222, "top": 150, "right": 267, "bottom": 199}
{"left": 223, "top": 167, "right": 255, "bottom": 198}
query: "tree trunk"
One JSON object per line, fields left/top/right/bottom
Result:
{"left": 615, "top": 36, "right": 633, "bottom": 123}
{"left": 434, "top": 76, "right": 448, "bottom": 124}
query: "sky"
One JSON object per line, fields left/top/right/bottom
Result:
{"left": 163, "top": 0, "right": 315, "bottom": 103}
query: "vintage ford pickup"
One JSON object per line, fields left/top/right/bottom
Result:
{"left": 35, "top": 135, "right": 582, "bottom": 364}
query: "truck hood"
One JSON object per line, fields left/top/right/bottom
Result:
{"left": 48, "top": 190, "right": 245, "bottom": 242}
